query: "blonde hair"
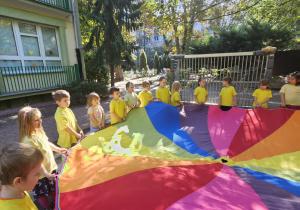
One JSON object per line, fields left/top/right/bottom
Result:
{"left": 87, "top": 92, "right": 100, "bottom": 107}
{"left": 18, "top": 106, "right": 44, "bottom": 142}
{"left": 142, "top": 81, "right": 150, "bottom": 88}
{"left": 172, "top": 81, "right": 181, "bottom": 94}
{"left": 0, "top": 142, "right": 43, "bottom": 185}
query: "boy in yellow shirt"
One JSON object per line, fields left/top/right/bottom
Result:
{"left": 138, "top": 81, "right": 153, "bottom": 107}
{"left": 156, "top": 76, "right": 171, "bottom": 104}
{"left": 252, "top": 79, "right": 272, "bottom": 108}
{"left": 0, "top": 143, "right": 44, "bottom": 210}
{"left": 110, "top": 87, "right": 127, "bottom": 124}
{"left": 218, "top": 77, "right": 237, "bottom": 110}
{"left": 53, "top": 90, "right": 83, "bottom": 149}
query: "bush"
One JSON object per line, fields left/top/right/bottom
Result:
{"left": 65, "top": 80, "right": 108, "bottom": 105}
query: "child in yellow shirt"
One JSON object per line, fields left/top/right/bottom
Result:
{"left": 53, "top": 90, "right": 84, "bottom": 149}
{"left": 252, "top": 79, "right": 272, "bottom": 108}
{"left": 171, "top": 81, "right": 183, "bottom": 106}
{"left": 0, "top": 142, "right": 44, "bottom": 210}
{"left": 138, "top": 81, "right": 153, "bottom": 107}
{"left": 218, "top": 77, "right": 237, "bottom": 110}
{"left": 194, "top": 77, "right": 208, "bottom": 105}
{"left": 110, "top": 87, "right": 127, "bottom": 124}
{"left": 156, "top": 76, "right": 171, "bottom": 104}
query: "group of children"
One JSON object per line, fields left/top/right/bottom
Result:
{"left": 0, "top": 71, "right": 299, "bottom": 210}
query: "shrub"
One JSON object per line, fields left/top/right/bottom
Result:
{"left": 65, "top": 80, "right": 108, "bottom": 105}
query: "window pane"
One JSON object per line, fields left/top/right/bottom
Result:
{"left": 0, "top": 19, "right": 18, "bottom": 56}
{"left": 41, "top": 27, "right": 59, "bottom": 57}
{"left": 0, "top": 60, "right": 21, "bottom": 67}
{"left": 21, "top": 36, "right": 40, "bottom": 56}
{"left": 46, "top": 61, "right": 62, "bottom": 66}
{"left": 24, "top": 60, "right": 43, "bottom": 67}
{"left": 19, "top": 23, "right": 37, "bottom": 35}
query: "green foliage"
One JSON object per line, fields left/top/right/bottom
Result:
{"left": 163, "top": 55, "right": 168, "bottom": 68}
{"left": 154, "top": 51, "right": 159, "bottom": 72}
{"left": 158, "top": 56, "right": 163, "bottom": 73}
{"left": 65, "top": 81, "right": 108, "bottom": 105}
{"left": 84, "top": 50, "right": 109, "bottom": 84}
{"left": 139, "top": 49, "right": 147, "bottom": 70}
{"left": 190, "top": 20, "right": 296, "bottom": 54}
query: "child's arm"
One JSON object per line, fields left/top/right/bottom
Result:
{"left": 40, "top": 164, "right": 56, "bottom": 180}
{"left": 218, "top": 95, "right": 222, "bottom": 106}
{"left": 169, "top": 95, "right": 171, "bottom": 105}
{"left": 76, "top": 123, "right": 84, "bottom": 137}
{"left": 122, "top": 108, "right": 127, "bottom": 121}
{"left": 253, "top": 96, "right": 259, "bottom": 107}
{"left": 101, "top": 108, "right": 105, "bottom": 128}
{"left": 136, "top": 99, "right": 141, "bottom": 107}
{"left": 111, "top": 111, "right": 122, "bottom": 123}
{"left": 280, "top": 93, "right": 286, "bottom": 107}
{"left": 65, "top": 126, "right": 81, "bottom": 139}
{"left": 259, "top": 98, "right": 270, "bottom": 107}
{"left": 125, "top": 101, "right": 135, "bottom": 109}
{"left": 233, "top": 95, "right": 237, "bottom": 106}
{"left": 175, "top": 99, "right": 183, "bottom": 106}
{"left": 89, "top": 113, "right": 101, "bottom": 129}
{"left": 194, "top": 95, "right": 201, "bottom": 105}
{"left": 49, "top": 142, "right": 68, "bottom": 155}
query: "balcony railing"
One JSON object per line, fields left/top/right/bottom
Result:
{"left": 33, "top": 0, "right": 70, "bottom": 11}
{"left": 0, "top": 65, "right": 80, "bottom": 95}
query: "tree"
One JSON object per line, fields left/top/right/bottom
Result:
{"left": 154, "top": 51, "right": 159, "bottom": 72}
{"left": 163, "top": 54, "right": 168, "bottom": 68}
{"left": 158, "top": 56, "right": 163, "bottom": 73}
{"left": 84, "top": 0, "right": 143, "bottom": 86}
{"left": 139, "top": 49, "right": 147, "bottom": 70}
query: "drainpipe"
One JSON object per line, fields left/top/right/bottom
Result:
{"left": 71, "top": 0, "right": 86, "bottom": 79}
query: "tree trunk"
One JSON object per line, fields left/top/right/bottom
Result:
{"left": 173, "top": 25, "right": 180, "bottom": 54}
{"left": 110, "top": 64, "right": 115, "bottom": 87}
{"left": 115, "top": 66, "right": 124, "bottom": 81}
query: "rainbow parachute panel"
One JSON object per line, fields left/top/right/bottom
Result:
{"left": 56, "top": 102, "right": 300, "bottom": 210}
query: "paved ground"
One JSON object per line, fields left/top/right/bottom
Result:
{"left": 0, "top": 75, "right": 282, "bottom": 209}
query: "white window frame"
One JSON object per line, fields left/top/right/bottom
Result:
{"left": 0, "top": 17, "right": 62, "bottom": 69}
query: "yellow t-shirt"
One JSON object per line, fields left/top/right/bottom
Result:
{"left": 110, "top": 98, "right": 126, "bottom": 124}
{"left": 138, "top": 91, "right": 153, "bottom": 107}
{"left": 87, "top": 105, "right": 104, "bottom": 127}
{"left": 23, "top": 131, "right": 57, "bottom": 179}
{"left": 0, "top": 190, "right": 38, "bottom": 210}
{"left": 124, "top": 92, "right": 139, "bottom": 113}
{"left": 156, "top": 87, "right": 171, "bottom": 104}
{"left": 194, "top": 87, "right": 208, "bottom": 103}
{"left": 219, "top": 86, "right": 237, "bottom": 106}
{"left": 171, "top": 91, "right": 181, "bottom": 106}
{"left": 54, "top": 107, "right": 78, "bottom": 149}
{"left": 280, "top": 84, "right": 300, "bottom": 105}
{"left": 252, "top": 89, "right": 272, "bottom": 108}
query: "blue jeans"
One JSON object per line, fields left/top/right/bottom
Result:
{"left": 90, "top": 126, "right": 100, "bottom": 133}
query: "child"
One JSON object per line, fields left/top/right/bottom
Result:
{"left": 124, "top": 82, "right": 140, "bottom": 113}
{"left": 0, "top": 142, "right": 44, "bottom": 210}
{"left": 110, "top": 87, "right": 127, "bottom": 124}
{"left": 218, "top": 77, "right": 237, "bottom": 110}
{"left": 194, "top": 77, "right": 208, "bottom": 105}
{"left": 18, "top": 106, "right": 67, "bottom": 210}
{"left": 280, "top": 71, "right": 300, "bottom": 110}
{"left": 171, "top": 81, "right": 183, "bottom": 106}
{"left": 156, "top": 76, "right": 171, "bottom": 104}
{"left": 52, "top": 90, "right": 84, "bottom": 149}
{"left": 138, "top": 81, "right": 153, "bottom": 107}
{"left": 87, "top": 92, "right": 105, "bottom": 133}
{"left": 252, "top": 79, "right": 272, "bottom": 108}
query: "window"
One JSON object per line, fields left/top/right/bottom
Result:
{"left": 0, "top": 18, "right": 62, "bottom": 68}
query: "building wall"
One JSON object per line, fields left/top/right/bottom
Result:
{"left": 0, "top": 2, "right": 76, "bottom": 66}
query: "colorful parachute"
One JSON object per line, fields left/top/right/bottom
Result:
{"left": 56, "top": 102, "right": 300, "bottom": 209}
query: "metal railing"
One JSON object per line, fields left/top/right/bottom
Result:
{"left": 170, "top": 51, "right": 275, "bottom": 108}
{"left": 33, "top": 0, "right": 70, "bottom": 10}
{"left": 0, "top": 65, "right": 79, "bottom": 95}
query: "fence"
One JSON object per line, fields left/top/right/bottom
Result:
{"left": 33, "top": 0, "right": 70, "bottom": 10}
{"left": 0, "top": 65, "right": 80, "bottom": 95}
{"left": 170, "top": 51, "right": 275, "bottom": 108}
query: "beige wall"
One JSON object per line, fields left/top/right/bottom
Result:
{"left": 65, "top": 21, "right": 78, "bottom": 66}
